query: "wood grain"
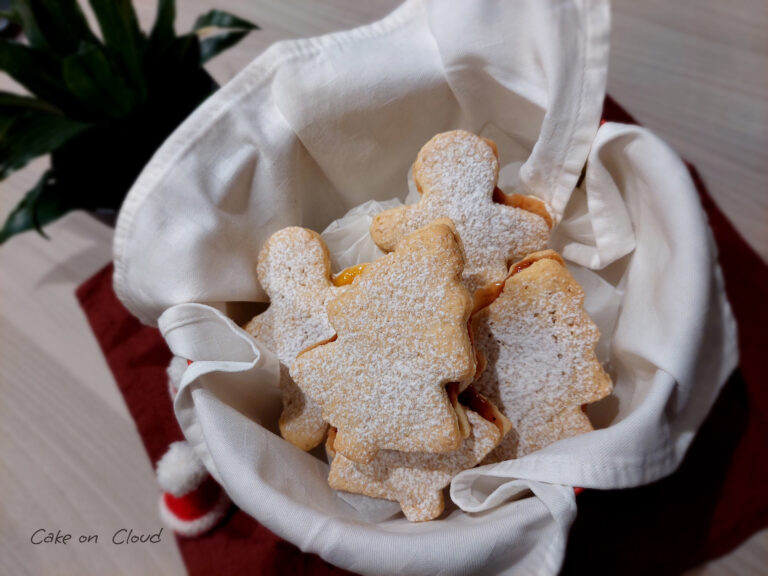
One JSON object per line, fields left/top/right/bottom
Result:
{"left": 609, "top": 0, "right": 768, "bottom": 262}
{"left": 1, "top": 1, "right": 765, "bottom": 575}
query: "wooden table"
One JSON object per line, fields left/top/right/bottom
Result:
{"left": 1, "top": 1, "right": 766, "bottom": 574}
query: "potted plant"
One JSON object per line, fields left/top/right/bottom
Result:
{"left": 0, "top": 0, "right": 257, "bottom": 243}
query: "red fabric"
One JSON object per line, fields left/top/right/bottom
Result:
{"left": 77, "top": 267, "right": 352, "bottom": 576}
{"left": 76, "top": 96, "right": 767, "bottom": 575}
{"left": 560, "top": 98, "right": 768, "bottom": 576}
{"left": 164, "top": 476, "right": 223, "bottom": 521}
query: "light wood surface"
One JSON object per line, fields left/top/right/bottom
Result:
{"left": 1, "top": 2, "right": 766, "bottom": 575}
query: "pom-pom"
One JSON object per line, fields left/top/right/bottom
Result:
{"left": 156, "top": 441, "right": 208, "bottom": 497}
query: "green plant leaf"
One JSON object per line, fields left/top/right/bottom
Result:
{"left": 87, "top": 0, "right": 147, "bottom": 100}
{"left": 0, "top": 3, "right": 258, "bottom": 248}
{"left": 0, "top": 40, "right": 76, "bottom": 109}
{"left": 0, "top": 169, "right": 72, "bottom": 244}
{"left": 192, "top": 10, "right": 258, "bottom": 32}
{"left": 0, "top": 92, "right": 90, "bottom": 179}
{"left": 189, "top": 10, "right": 258, "bottom": 64}
{"left": 148, "top": 0, "right": 176, "bottom": 54}
{"left": 0, "top": 9, "right": 23, "bottom": 26}
{"left": 11, "top": 0, "right": 97, "bottom": 55}
{"left": 198, "top": 30, "right": 250, "bottom": 64}
{"left": 0, "top": 91, "right": 58, "bottom": 113}
{"left": 62, "top": 43, "right": 135, "bottom": 118}
{"left": 9, "top": 0, "right": 46, "bottom": 50}
{"left": 166, "top": 33, "right": 203, "bottom": 70}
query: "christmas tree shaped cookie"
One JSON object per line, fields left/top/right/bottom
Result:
{"left": 471, "top": 250, "right": 612, "bottom": 461}
{"left": 291, "top": 221, "right": 476, "bottom": 464}
{"left": 327, "top": 403, "right": 505, "bottom": 522}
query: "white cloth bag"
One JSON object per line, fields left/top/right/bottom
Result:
{"left": 113, "top": 1, "right": 738, "bottom": 574}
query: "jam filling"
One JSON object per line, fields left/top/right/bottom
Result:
{"left": 458, "top": 385, "right": 507, "bottom": 436}
{"left": 332, "top": 264, "right": 368, "bottom": 287}
{"left": 492, "top": 186, "right": 553, "bottom": 229}
{"left": 472, "top": 282, "right": 505, "bottom": 314}
{"left": 471, "top": 253, "right": 563, "bottom": 316}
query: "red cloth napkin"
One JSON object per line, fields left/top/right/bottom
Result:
{"left": 76, "top": 264, "right": 350, "bottom": 576}
{"left": 76, "top": 97, "right": 767, "bottom": 575}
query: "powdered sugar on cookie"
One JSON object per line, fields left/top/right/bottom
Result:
{"left": 370, "top": 130, "right": 551, "bottom": 292}
{"left": 291, "top": 221, "right": 476, "bottom": 464}
{"left": 471, "top": 251, "right": 612, "bottom": 461}
{"left": 244, "top": 227, "right": 346, "bottom": 451}
{"left": 328, "top": 409, "right": 501, "bottom": 522}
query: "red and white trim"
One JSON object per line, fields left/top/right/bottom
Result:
{"left": 156, "top": 440, "right": 231, "bottom": 537}
{"left": 157, "top": 441, "right": 208, "bottom": 496}
{"left": 158, "top": 476, "right": 231, "bottom": 537}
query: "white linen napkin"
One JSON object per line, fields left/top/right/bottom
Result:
{"left": 115, "top": 1, "right": 738, "bottom": 574}
{"left": 113, "top": 0, "right": 610, "bottom": 326}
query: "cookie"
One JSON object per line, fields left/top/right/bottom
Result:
{"left": 370, "top": 130, "right": 551, "bottom": 292}
{"left": 291, "top": 221, "right": 476, "bottom": 464}
{"left": 471, "top": 250, "right": 612, "bottom": 461}
{"left": 244, "top": 227, "right": 347, "bottom": 451}
{"left": 327, "top": 392, "right": 508, "bottom": 522}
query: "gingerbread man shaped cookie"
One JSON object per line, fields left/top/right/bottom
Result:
{"left": 244, "top": 227, "right": 346, "bottom": 451}
{"left": 370, "top": 130, "right": 552, "bottom": 292}
{"left": 291, "top": 221, "right": 476, "bottom": 464}
{"left": 471, "top": 250, "right": 612, "bottom": 461}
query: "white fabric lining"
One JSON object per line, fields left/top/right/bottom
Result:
{"left": 115, "top": 1, "right": 737, "bottom": 574}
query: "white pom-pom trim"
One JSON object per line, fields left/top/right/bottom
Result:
{"left": 158, "top": 490, "right": 231, "bottom": 538}
{"left": 166, "top": 356, "right": 188, "bottom": 399}
{"left": 156, "top": 441, "right": 208, "bottom": 496}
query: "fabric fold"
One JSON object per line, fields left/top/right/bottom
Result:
{"left": 111, "top": 1, "right": 738, "bottom": 574}
{"left": 451, "top": 125, "right": 738, "bottom": 510}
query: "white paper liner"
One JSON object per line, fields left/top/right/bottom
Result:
{"left": 321, "top": 199, "right": 403, "bottom": 273}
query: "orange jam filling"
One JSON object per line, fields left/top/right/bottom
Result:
{"left": 509, "top": 259, "right": 538, "bottom": 276}
{"left": 472, "top": 282, "right": 505, "bottom": 314}
{"left": 492, "top": 186, "right": 553, "bottom": 229}
{"left": 332, "top": 264, "right": 368, "bottom": 286}
{"left": 471, "top": 253, "right": 563, "bottom": 315}
{"left": 458, "top": 385, "right": 506, "bottom": 435}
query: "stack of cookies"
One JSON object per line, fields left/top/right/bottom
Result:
{"left": 244, "top": 130, "right": 612, "bottom": 522}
